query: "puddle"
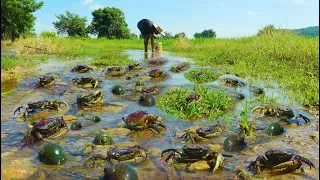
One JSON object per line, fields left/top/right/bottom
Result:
{"left": 1, "top": 50, "right": 319, "bottom": 179}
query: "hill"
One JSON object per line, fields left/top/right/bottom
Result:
{"left": 290, "top": 26, "right": 319, "bottom": 37}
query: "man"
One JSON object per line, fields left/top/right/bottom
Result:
{"left": 137, "top": 19, "right": 165, "bottom": 53}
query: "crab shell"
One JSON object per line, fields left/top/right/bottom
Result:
{"left": 102, "top": 67, "right": 126, "bottom": 77}
{"left": 123, "top": 111, "right": 150, "bottom": 129}
{"left": 71, "top": 65, "right": 93, "bottom": 73}
{"left": 31, "top": 117, "right": 68, "bottom": 140}
{"left": 77, "top": 90, "right": 104, "bottom": 107}
{"left": 149, "top": 69, "right": 166, "bottom": 78}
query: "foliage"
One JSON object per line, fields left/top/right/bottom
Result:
{"left": 139, "top": 33, "right": 144, "bottom": 39}
{"left": 89, "top": 7, "right": 130, "bottom": 39}
{"left": 156, "top": 86, "right": 234, "bottom": 121}
{"left": 288, "top": 26, "right": 319, "bottom": 37}
{"left": 130, "top": 33, "right": 138, "bottom": 39}
{"left": 194, "top": 29, "right": 216, "bottom": 38}
{"left": 53, "top": 11, "right": 88, "bottom": 37}
{"left": 1, "top": 0, "right": 43, "bottom": 41}
{"left": 39, "top": 31, "right": 58, "bottom": 39}
{"left": 257, "top": 24, "right": 278, "bottom": 36}
{"left": 160, "top": 31, "right": 173, "bottom": 39}
{"left": 174, "top": 32, "right": 186, "bottom": 38}
{"left": 184, "top": 68, "right": 220, "bottom": 83}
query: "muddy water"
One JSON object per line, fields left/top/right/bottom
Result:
{"left": 1, "top": 50, "right": 319, "bottom": 180}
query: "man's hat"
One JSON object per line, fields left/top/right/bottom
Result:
{"left": 153, "top": 24, "right": 165, "bottom": 36}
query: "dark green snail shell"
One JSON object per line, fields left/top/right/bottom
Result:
{"left": 94, "top": 132, "right": 114, "bottom": 145}
{"left": 266, "top": 122, "right": 284, "bottom": 136}
{"left": 223, "top": 134, "right": 247, "bottom": 152}
{"left": 104, "top": 163, "right": 138, "bottom": 180}
{"left": 236, "top": 93, "right": 245, "bottom": 100}
{"left": 90, "top": 116, "right": 101, "bottom": 123}
{"left": 71, "top": 122, "right": 82, "bottom": 131}
{"left": 38, "top": 142, "right": 68, "bottom": 165}
{"left": 139, "top": 94, "right": 155, "bottom": 106}
{"left": 112, "top": 85, "right": 125, "bottom": 95}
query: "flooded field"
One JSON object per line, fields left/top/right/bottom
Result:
{"left": 1, "top": 50, "right": 319, "bottom": 180}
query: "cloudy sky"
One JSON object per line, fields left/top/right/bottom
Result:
{"left": 34, "top": 0, "right": 319, "bottom": 38}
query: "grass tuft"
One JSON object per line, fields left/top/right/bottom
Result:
{"left": 184, "top": 68, "right": 220, "bottom": 83}
{"left": 156, "top": 86, "right": 234, "bottom": 121}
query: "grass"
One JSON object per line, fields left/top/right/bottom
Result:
{"left": 1, "top": 30, "right": 318, "bottom": 104}
{"left": 184, "top": 68, "right": 220, "bottom": 83}
{"left": 156, "top": 86, "right": 235, "bottom": 121}
{"left": 1, "top": 54, "right": 49, "bottom": 69}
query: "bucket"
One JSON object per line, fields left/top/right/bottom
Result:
{"left": 155, "top": 42, "right": 162, "bottom": 52}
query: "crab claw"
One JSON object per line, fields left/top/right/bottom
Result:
{"left": 91, "top": 90, "right": 104, "bottom": 103}
{"left": 161, "top": 149, "right": 180, "bottom": 163}
{"left": 93, "top": 79, "right": 99, "bottom": 88}
{"left": 57, "top": 101, "right": 69, "bottom": 111}
{"left": 251, "top": 106, "right": 263, "bottom": 115}
{"left": 295, "top": 155, "right": 316, "bottom": 169}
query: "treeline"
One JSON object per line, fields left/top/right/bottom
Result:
{"left": 1, "top": 0, "right": 218, "bottom": 40}
{"left": 1, "top": 0, "right": 318, "bottom": 41}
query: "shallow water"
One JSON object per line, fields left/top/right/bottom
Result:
{"left": 1, "top": 50, "right": 319, "bottom": 180}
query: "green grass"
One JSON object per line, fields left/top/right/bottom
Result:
{"left": 184, "top": 68, "right": 220, "bottom": 83}
{"left": 156, "top": 86, "right": 234, "bottom": 121}
{"left": 1, "top": 30, "right": 318, "bottom": 104}
{"left": 1, "top": 54, "right": 49, "bottom": 69}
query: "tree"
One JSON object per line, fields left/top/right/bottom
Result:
{"left": 39, "top": 31, "right": 58, "bottom": 39}
{"left": 89, "top": 7, "right": 130, "bottom": 39}
{"left": 53, "top": 11, "right": 88, "bottom": 37}
{"left": 161, "top": 31, "right": 173, "bottom": 39}
{"left": 1, "top": 0, "right": 44, "bottom": 41}
{"left": 174, "top": 32, "right": 186, "bottom": 38}
{"left": 139, "top": 33, "right": 144, "bottom": 39}
{"left": 130, "top": 33, "right": 138, "bottom": 39}
{"left": 194, "top": 29, "right": 216, "bottom": 38}
{"left": 257, "top": 24, "right": 277, "bottom": 36}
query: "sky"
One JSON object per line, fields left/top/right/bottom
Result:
{"left": 34, "top": 0, "right": 319, "bottom": 38}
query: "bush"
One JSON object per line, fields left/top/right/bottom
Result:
{"left": 40, "top": 31, "right": 58, "bottom": 39}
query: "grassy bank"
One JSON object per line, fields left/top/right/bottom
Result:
{"left": 1, "top": 31, "right": 318, "bottom": 104}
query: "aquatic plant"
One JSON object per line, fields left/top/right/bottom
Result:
{"left": 156, "top": 85, "right": 234, "bottom": 121}
{"left": 184, "top": 68, "right": 219, "bottom": 83}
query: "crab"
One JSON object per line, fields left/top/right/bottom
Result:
{"left": 77, "top": 90, "right": 104, "bottom": 108}
{"left": 72, "top": 77, "right": 101, "bottom": 88}
{"left": 71, "top": 65, "right": 94, "bottom": 73}
{"left": 128, "top": 62, "right": 140, "bottom": 71}
{"left": 35, "top": 75, "right": 57, "bottom": 89}
{"left": 301, "top": 102, "right": 319, "bottom": 118}
{"left": 180, "top": 124, "right": 225, "bottom": 143}
{"left": 185, "top": 93, "right": 203, "bottom": 103}
{"left": 133, "top": 85, "right": 160, "bottom": 95}
{"left": 147, "top": 59, "right": 167, "bottom": 67}
{"left": 161, "top": 144, "right": 233, "bottom": 172}
{"left": 149, "top": 69, "right": 169, "bottom": 81}
{"left": 251, "top": 105, "right": 311, "bottom": 126}
{"left": 85, "top": 145, "right": 148, "bottom": 168}
{"left": 248, "top": 149, "right": 316, "bottom": 175}
{"left": 122, "top": 111, "right": 166, "bottom": 134}
{"left": 14, "top": 100, "right": 69, "bottom": 119}
{"left": 102, "top": 67, "right": 126, "bottom": 77}
{"left": 17, "top": 117, "right": 68, "bottom": 149}
{"left": 220, "top": 78, "right": 246, "bottom": 87}
{"left": 169, "top": 62, "right": 190, "bottom": 73}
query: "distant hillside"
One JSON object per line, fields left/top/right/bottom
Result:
{"left": 289, "top": 26, "right": 319, "bottom": 37}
